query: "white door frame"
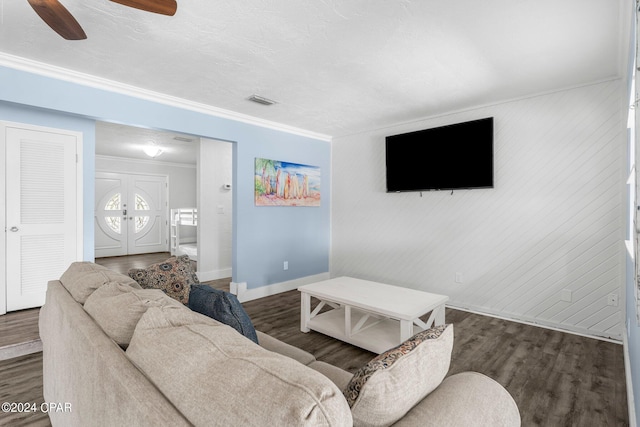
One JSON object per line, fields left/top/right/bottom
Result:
{"left": 0, "top": 121, "right": 84, "bottom": 315}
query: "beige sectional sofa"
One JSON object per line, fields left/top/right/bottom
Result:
{"left": 40, "top": 262, "right": 521, "bottom": 426}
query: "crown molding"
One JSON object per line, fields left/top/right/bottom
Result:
{"left": 0, "top": 52, "right": 332, "bottom": 142}
{"left": 334, "top": 76, "right": 623, "bottom": 139}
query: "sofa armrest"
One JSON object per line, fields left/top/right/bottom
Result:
{"left": 256, "top": 331, "right": 316, "bottom": 365}
{"left": 392, "top": 372, "right": 520, "bottom": 427}
{"left": 40, "top": 280, "right": 191, "bottom": 427}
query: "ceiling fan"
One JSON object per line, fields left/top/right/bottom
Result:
{"left": 27, "top": 0, "right": 177, "bottom": 40}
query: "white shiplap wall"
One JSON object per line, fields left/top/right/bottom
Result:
{"left": 331, "top": 79, "right": 626, "bottom": 340}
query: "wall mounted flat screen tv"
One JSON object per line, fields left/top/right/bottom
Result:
{"left": 386, "top": 117, "right": 494, "bottom": 192}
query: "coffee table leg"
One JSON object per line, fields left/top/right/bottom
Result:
{"left": 345, "top": 305, "right": 351, "bottom": 338}
{"left": 434, "top": 305, "right": 446, "bottom": 325}
{"left": 400, "top": 320, "right": 413, "bottom": 342}
{"left": 301, "top": 292, "right": 311, "bottom": 333}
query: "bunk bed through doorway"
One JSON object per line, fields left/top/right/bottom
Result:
{"left": 170, "top": 208, "right": 198, "bottom": 260}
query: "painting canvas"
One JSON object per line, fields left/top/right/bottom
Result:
{"left": 255, "top": 158, "right": 321, "bottom": 206}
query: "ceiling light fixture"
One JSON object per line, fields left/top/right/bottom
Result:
{"left": 143, "top": 142, "right": 163, "bottom": 158}
{"left": 247, "top": 94, "right": 277, "bottom": 106}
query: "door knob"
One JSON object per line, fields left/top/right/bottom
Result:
{"left": 9, "top": 226, "right": 19, "bottom": 232}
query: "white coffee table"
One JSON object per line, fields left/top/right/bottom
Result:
{"left": 298, "top": 277, "right": 449, "bottom": 354}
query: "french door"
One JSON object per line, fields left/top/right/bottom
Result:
{"left": 1, "top": 122, "right": 82, "bottom": 313}
{"left": 95, "top": 172, "right": 167, "bottom": 258}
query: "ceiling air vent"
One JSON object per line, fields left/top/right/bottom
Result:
{"left": 173, "top": 136, "right": 193, "bottom": 142}
{"left": 247, "top": 94, "right": 277, "bottom": 106}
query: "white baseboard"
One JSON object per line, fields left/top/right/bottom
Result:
{"left": 198, "top": 267, "right": 232, "bottom": 282}
{"left": 447, "top": 303, "right": 623, "bottom": 344}
{"left": 230, "top": 272, "right": 330, "bottom": 303}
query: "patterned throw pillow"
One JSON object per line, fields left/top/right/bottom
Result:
{"left": 343, "top": 324, "right": 453, "bottom": 426}
{"left": 128, "top": 255, "right": 198, "bottom": 305}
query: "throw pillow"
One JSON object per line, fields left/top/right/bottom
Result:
{"left": 188, "top": 284, "right": 259, "bottom": 344}
{"left": 344, "top": 324, "right": 454, "bottom": 427}
{"left": 128, "top": 255, "right": 198, "bottom": 305}
{"left": 84, "top": 282, "right": 184, "bottom": 348}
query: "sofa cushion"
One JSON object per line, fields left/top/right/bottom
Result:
{"left": 308, "top": 361, "right": 353, "bottom": 391}
{"left": 188, "top": 284, "right": 258, "bottom": 344}
{"left": 344, "top": 324, "right": 453, "bottom": 427}
{"left": 84, "top": 282, "right": 184, "bottom": 348}
{"left": 60, "top": 261, "right": 141, "bottom": 304}
{"left": 128, "top": 255, "right": 198, "bottom": 305}
{"left": 126, "top": 306, "right": 353, "bottom": 427}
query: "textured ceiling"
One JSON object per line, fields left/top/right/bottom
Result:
{"left": 96, "top": 121, "right": 198, "bottom": 164}
{"left": 0, "top": 0, "right": 628, "bottom": 138}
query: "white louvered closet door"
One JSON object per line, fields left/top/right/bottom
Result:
{"left": 5, "top": 125, "right": 79, "bottom": 312}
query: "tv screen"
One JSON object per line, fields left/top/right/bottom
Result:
{"left": 385, "top": 117, "right": 494, "bottom": 192}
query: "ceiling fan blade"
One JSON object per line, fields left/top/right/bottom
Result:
{"left": 109, "top": 0, "right": 177, "bottom": 16}
{"left": 27, "top": 0, "right": 86, "bottom": 40}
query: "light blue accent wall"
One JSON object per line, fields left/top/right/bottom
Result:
{"left": 0, "top": 66, "right": 331, "bottom": 289}
{"left": 236, "top": 133, "right": 330, "bottom": 287}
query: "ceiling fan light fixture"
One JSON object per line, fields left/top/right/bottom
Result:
{"left": 247, "top": 94, "right": 277, "bottom": 106}
{"left": 28, "top": 0, "right": 177, "bottom": 41}
{"left": 109, "top": 0, "right": 177, "bottom": 16}
{"left": 27, "top": 0, "right": 87, "bottom": 40}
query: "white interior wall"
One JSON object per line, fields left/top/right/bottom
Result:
{"left": 331, "top": 79, "right": 626, "bottom": 340}
{"left": 95, "top": 156, "right": 197, "bottom": 244}
{"left": 197, "top": 138, "right": 233, "bottom": 281}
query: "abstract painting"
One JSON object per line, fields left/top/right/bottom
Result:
{"left": 255, "top": 158, "right": 321, "bottom": 206}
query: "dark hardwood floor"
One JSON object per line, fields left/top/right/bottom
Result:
{"left": 0, "top": 253, "right": 629, "bottom": 426}
{"left": 240, "top": 290, "right": 629, "bottom": 427}
{"left": 93, "top": 252, "right": 179, "bottom": 272}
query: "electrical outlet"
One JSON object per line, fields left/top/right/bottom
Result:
{"left": 283, "top": 261, "right": 288, "bottom": 271}
{"left": 607, "top": 293, "right": 618, "bottom": 307}
{"left": 455, "top": 272, "right": 464, "bottom": 283}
